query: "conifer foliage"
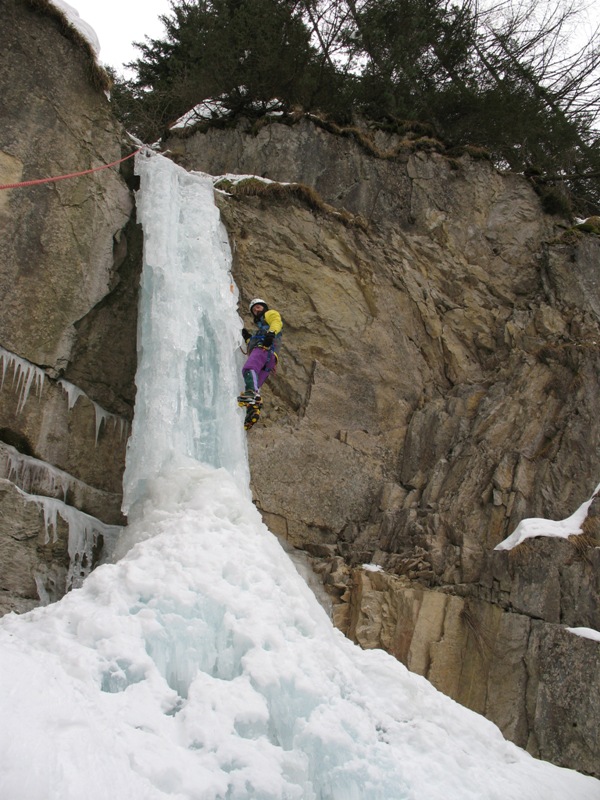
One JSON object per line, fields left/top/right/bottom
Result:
{"left": 113, "top": 0, "right": 600, "bottom": 215}
{"left": 113, "top": 0, "right": 337, "bottom": 136}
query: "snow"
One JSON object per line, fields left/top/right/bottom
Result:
{"left": 170, "top": 96, "right": 283, "bottom": 130}
{"left": 495, "top": 482, "right": 600, "bottom": 551}
{"left": 568, "top": 628, "right": 600, "bottom": 643}
{"left": 170, "top": 99, "right": 231, "bottom": 129}
{"left": 2, "top": 463, "right": 599, "bottom": 799}
{"left": 0, "top": 151, "right": 598, "bottom": 799}
{"left": 48, "top": 0, "right": 101, "bottom": 55}
{"left": 213, "top": 173, "right": 279, "bottom": 189}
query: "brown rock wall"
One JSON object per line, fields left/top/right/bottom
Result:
{"left": 212, "top": 180, "right": 600, "bottom": 585}
{"left": 0, "top": 0, "right": 133, "bottom": 370}
{"left": 0, "top": 352, "right": 128, "bottom": 500}
{"left": 0, "top": 0, "right": 137, "bottom": 611}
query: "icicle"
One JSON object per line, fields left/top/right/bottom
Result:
{"left": 62, "top": 505, "right": 102, "bottom": 591}
{"left": 57, "top": 378, "right": 86, "bottom": 410}
{"left": 13, "top": 486, "right": 122, "bottom": 589}
{"left": 3, "top": 445, "right": 72, "bottom": 501}
{"left": 115, "top": 416, "right": 130, "bottom": 441}
{"left": 58, "top": 379, "right": 130, "bottom": 444}
{"left": 37, "top": 497, "right": 60, "bottom": 544}
{"left": 33, "top": 573, "right": 51, "bottom": 606}
{"left": 0, "top": 346, "right": 45, "bottom": 413}
{"left": 92, "top": 401, "right": 111, "bottom": 444}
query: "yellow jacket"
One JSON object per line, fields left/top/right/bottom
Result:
{"left": 263, "top": 309, "right": 283, "bottom": 334}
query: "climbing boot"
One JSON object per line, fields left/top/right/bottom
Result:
{"left": 237, "top": 390, "right": 262, "bottom": 407}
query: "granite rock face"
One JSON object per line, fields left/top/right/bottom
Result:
{"left": 0, "top": 0, "right": 133, "bottom": 370}
{"left": 343, "top": 568, "right": 600, "bottom": 777}
{"left": 0, "top": 0, "right": 138, "bottom": 612}
{"left": 168, "top": 116, "right": 600, "bottom": 775}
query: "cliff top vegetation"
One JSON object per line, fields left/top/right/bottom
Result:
{"left": 110, "top": 0, "right": 600, "bottom": 217}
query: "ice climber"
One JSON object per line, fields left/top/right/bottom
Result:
{"left": 237, "top": 298, "right": 282, "bottom": 421}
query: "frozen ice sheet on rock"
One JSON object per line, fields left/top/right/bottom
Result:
{"left": 124, "top": 152, "right": 249, "bottom": 516}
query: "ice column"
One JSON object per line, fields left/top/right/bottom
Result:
{"left": 123, "top": 152, "right": 249, "bottom": 516}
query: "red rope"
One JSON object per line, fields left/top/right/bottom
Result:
{"left": 0, "top": 147, "right": 143, "bottom": 190}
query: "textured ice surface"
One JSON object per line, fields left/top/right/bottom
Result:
{"left": 123, "top": 151, "right": 249, "bottom": 516}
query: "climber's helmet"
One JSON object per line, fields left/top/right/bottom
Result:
{"left": 249, "top": 298, "right": 268, "bottom": 315}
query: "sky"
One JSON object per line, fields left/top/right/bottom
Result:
{"left": 62, "top": 0, "right": 172, "bottom": 72}
{"left": 0, "top": 151, "right": 598, "bottom": 799}
{"left": 62, "top": 0, "right": 600, "bottom": 76}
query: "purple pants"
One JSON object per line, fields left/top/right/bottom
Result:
{"left": 242, "top": 347, "right": 277, "bottom": 391}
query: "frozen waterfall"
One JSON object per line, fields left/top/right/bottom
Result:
{"left": 0, "top": 152, "right": 598, "bottom": 800}
{"left": 123, "top": 150, "right": 249, "bottom": 516}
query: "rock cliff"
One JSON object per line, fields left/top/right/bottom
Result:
{"left": 0, "top": 0, "right": 138, "bottom": 612}
{"left": 1, "top": 1, "right": 598, "bottom": 778}
{"left": 165, "top": 116, "right": 600, "bottom": 776}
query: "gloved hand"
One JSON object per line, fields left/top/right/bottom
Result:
{"left": 261, "top": 331, "right": 275, "bottom": 348}
{"left": 241, "top": 328, "right": 251, "bottom": 343}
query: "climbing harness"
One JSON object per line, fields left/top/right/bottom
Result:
{"left": 263, "top": 349, "right": 278, "bottom": 376}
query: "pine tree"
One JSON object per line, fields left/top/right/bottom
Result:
{"left": 114, "top": 0, "right": 600, "bottom": 214}
{"left": 120, "top": 0, "right": 324, "bottom": 140}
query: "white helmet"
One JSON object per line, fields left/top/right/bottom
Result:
{"left": 249, "top": 298, "right": 268, "bottom": 313}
